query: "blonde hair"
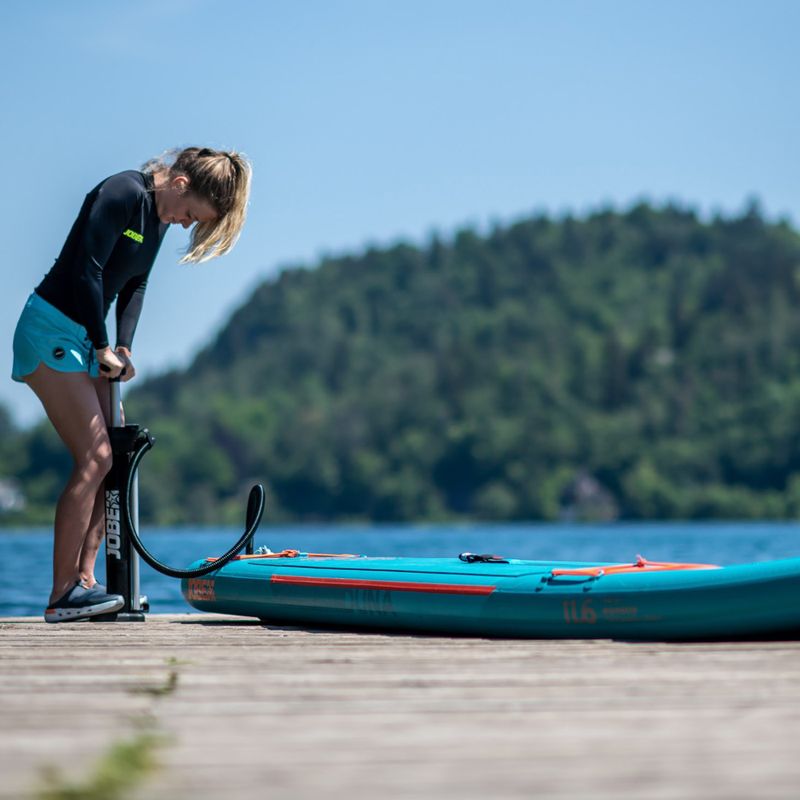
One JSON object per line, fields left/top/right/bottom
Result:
{"left": 143, "top": 147, "right": 252, "bottom": 263}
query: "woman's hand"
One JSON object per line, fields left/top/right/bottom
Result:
{"left": 115, "top": 347, "right": 136, "bottom": 382}
{"left": 96, "top": 346, "right": 126, "bottom": 379}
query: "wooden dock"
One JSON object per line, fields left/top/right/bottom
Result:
{"left": 1, "top": 614, "right": 799, "bottom": 799}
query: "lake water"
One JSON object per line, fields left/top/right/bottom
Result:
{"left": 2, "top": 521, "right": 800, "bottom": 617}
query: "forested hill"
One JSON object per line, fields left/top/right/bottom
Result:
{"left": 5, "top": 203, "right": 800, "bottom": 524}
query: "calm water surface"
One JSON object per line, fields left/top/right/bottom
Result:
{"left": 2, "top": 521, "right": 799, "bottom": 617}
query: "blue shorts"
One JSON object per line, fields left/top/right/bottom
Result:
{"left": 11, "top": 293, "right": 100, "bottom": 382}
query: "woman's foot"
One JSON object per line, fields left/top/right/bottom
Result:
{"left": 44, "top": 582, "right": 124, "bottom": 623}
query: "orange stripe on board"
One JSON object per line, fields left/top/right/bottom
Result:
{"left": 551, "top": 560, "right": 720, "bottom": 577}
{"left": 206, "top": 550, "right": 360, "bottom": 562}
{"left": 270, "top": 575, "right": 495, "bottom": 595}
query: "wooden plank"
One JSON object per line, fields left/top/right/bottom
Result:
{"left": 1, "top": 614, "right": 799, "bottom": 799}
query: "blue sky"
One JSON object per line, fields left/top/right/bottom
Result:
{"left": 1, "top": 0, "right": 797, "bottom": 425}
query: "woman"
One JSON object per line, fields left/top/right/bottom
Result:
{"left": 12, "top": 147, "right": 252, "bottom": 622}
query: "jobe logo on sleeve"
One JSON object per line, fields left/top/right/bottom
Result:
{"left": 122, "top": 228, "right": 144, "bottom": 244}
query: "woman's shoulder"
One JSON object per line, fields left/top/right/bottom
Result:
{"left": 96, "top": 170, "right": 150, "bottom": 198}
{"left": 88, "top": 170, "right": 151, "bottom": 217}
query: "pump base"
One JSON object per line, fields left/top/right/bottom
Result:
{"left": 115, "top": 611, "right": 146, "bottom": 622}
{"left": 91, "top": 610, "right": 146, "bottom": 622}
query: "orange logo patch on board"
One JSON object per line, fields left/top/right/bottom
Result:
{"left": 187, "top": 578, "right": 216, "bottom": 601}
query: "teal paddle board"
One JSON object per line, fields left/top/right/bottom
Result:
{"left": 181, "top": 550, "right": 800, "bottom": 640}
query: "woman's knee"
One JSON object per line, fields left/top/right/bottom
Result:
{"left": 76, "top": 437, "right": 113, "bottom": 484}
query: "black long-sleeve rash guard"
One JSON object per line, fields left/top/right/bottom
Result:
{"left": 36, "top": 170, "right": 168, "bottom": 351}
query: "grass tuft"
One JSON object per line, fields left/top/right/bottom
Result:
{"left": 37, "top": 729, "right": 166, "bottom": 800}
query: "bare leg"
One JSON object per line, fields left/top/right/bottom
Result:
{"left": 24, "top": 365, "right": 113, "bottom": 604}
{"left": 78, "top": 488, "right": 107, "bottom": 588}
{"left": 78, "top": 377, "right": 118, "bottom": 586}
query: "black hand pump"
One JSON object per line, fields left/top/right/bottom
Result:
{"left": 95, "top": 376, "right": 264, "bottom": 621}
